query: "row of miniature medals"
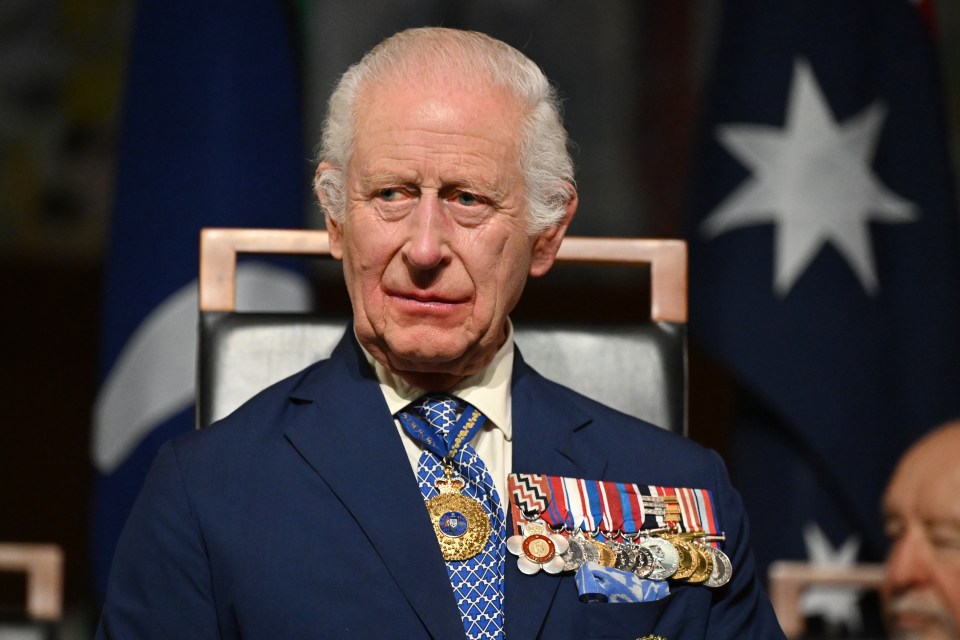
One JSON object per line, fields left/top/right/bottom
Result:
{"left": 422, "top": 462, "right": 732, "bottom": 588}
{"left": 506, "top": 516, "right": 732, "bottom": 588}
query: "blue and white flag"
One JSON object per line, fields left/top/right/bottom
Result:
{"left": 91, "top": 0, "right": 312, "bottom": 598}
{"left": 684, "top": 0, "right": 960, "bottom": 628}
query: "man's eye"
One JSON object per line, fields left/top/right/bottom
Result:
{"left": 884, "top": 518, "right": 904, "bottom": 542}
{"left": 378, "top": 188, "right": 400, "bottom": 201}
{"left": 930, "top": 526, "right": 960, "bottom": 551}
{"left": 456, "top": 192, "right": 479, "bottom": 206}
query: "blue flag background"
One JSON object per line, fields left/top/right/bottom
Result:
{"left": 91, "top": 0, "right": 311, "bottom": 598}
{"left": 685, "top": 0, "right": 960, "bottom": 590}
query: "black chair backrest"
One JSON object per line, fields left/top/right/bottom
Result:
{"left": 196, "top": 228, "right": 688, "bottom": 434}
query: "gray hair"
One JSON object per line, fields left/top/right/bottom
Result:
{"left": 314, "top": 27, "right": 575, "bottom": 233}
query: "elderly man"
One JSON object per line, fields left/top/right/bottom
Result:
{"left": 882, "top": 421, "right": 960, "bottom": 639}
{"left": 97, "top": 27, "right": 783, "bottom": 639}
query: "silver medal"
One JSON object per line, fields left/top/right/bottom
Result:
{"left": 632, "top": 544, "right": 656, "bottom": 579}
{"left": 560, "top": 535, "right": 587, "bottom": 572}
{"left": 701, "top": 545, "right": 733, "bottom": 588}
{"left": 578, "top": 534, "right": 601, "bottom": 564}
{"left": 613, "top": 541, "right": 639, "bottom": 572}
{"left": 640, "top": 537, "right": 680, "bottom": 581}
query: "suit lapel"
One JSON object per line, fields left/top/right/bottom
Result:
{"left": 279, "top": 336, "right": 610, "bottom": 639}
{"left": 505, "top": 350, "right": 608, "bottom": 639}
{"left": 283, "top": 335, "right": 465, "bottom": 639}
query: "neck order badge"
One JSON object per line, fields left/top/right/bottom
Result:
{"left": 399, "top": 396, "right": 495, "bottom": 559}
{"left": 399, "top": 395, "right": 506, "bottom": 640}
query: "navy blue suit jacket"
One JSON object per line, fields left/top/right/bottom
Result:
{"left": 98, "top": 332, "right": 784, "bottom": 639}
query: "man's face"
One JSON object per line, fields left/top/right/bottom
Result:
{"left": 882, "top": 427, "right": 960, "bottom": 639}
{"left": 320, "top": 75, "right": 572, "bottom": 388}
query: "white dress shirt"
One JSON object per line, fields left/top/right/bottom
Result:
{"left": 360, "top": 324, "right": 515, "bottom": 503}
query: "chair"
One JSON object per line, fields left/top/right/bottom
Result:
{"left": 0, "top": 543, "right": 63, "bottom": 639}
{"left": 767, "top": 560, "right": 886, "bottom": 639}
{"left": 196, "top": 228, "right": 687, "bottom": 435}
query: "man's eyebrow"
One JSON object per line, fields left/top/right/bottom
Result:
{"left": 925, "top": 515, "right": 960, "bottom": 531}
{"left": 358, "top": 173, "right": 508, "bottom": 201}
{"left": 441, "top": 177, "right": 507, "bottom": 201}
{"left": 358, "top": 172, "right": 416, "bottom": 190}
{"left": 881, "top": 499, "right": 905, "bottom": 521}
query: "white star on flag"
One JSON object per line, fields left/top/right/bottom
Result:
{"left": 800, "top": 522, "right": 864, "bottom": 634}
{"left": 700, "top": 58, "right": 919, "bottom": 297}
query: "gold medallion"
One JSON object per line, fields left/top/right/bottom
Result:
{"left": 588, "top": 539, "right": 618, "bottom": 567}
{"left": 686, "top": 544, "right": 714, "bottom": 584}
{"left": 668, "top": 537, "right": 699, "bottom": 580}
{"left": 425, "top": 470, "right": 491, "bottom": 561}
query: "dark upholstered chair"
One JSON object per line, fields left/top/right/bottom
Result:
{"left": 196, "top": 228, "right": 688, "bottom": 435}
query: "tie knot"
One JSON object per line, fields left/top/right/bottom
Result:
{"left": 412, "top": 394, "right": 462, "bottom": 434}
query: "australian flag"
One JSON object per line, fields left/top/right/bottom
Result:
{"left": 91, "top": 0, "right": 312, "bottom": 599}
{"left": 684, "top": 0, "right": 960, "bottom": 626}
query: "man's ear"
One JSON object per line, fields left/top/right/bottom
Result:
{"left": 315, "top": 162, "right": 344, "bottom": 260}
{"left": 529, "top": 185, "right": 578, "bottom": 277}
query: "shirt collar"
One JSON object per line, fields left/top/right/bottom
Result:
{"left": 359, "top": 322, "right": 514, "bottom": 441}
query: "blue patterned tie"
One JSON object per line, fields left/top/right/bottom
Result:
{"left": 408, "top": 395, "right": 505, "bottom": 640}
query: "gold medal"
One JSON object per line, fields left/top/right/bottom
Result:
{"left": 668, "top": 537, "right": 699, "bottom": 580}
{"left": 686, "top": 544, "right": 714, "bottom": 584}
{"left": 425, "top": 468, "right": 491, "bottom": 561}
{"left": 587, "top": 538, "right": 618, "bottom": 567}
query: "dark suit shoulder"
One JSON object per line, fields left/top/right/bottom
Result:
{"left": 521, "top": 366, "right": 720, "bottom": 473}
{"left": 178, "top": 358, "right": 323, "bottom": 449}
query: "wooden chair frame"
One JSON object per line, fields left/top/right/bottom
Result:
{"left": 198, "top": 228, "right": 687, "bottom": 322}
{"left": 768, "top": 560, "right": 885, "bottom": 638}
{"left": 0, "top": 543, "right": 64, "bottom": 621}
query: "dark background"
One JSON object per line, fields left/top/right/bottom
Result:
{"left": 2, "top": 1, "right": 959, "bottom": 636}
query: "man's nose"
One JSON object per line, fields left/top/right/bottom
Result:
{"left": 402, "top": 194, "right": 450, "bottom": 271}
{"left": 885, "top": 533, "right": 931, "bottom": 593}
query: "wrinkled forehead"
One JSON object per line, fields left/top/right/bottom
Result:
{"left": 358, "top": 57, "right": 525, "bottom": 112}
{"left": 348, "top": 85, "right": 527, "bottom": 202}
{"left": 357, "top": 69, "right": 523, "bottom": 121}
{"left": 885, "top": 433, "right": 960, "bottom": 519}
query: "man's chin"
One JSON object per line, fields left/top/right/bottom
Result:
{"left": 357, "top": 321, "right": 504, "bottom": 383}
{"left": 382, "top": 337, "right": 497, "bottom": 385}
{"left": 887, "top": 613, "right": 959, "bottom": 640}
{"left": 381, "top": 328, "right": 476, "bottom": 363}
{"left": 387, "top": 344, "right": 473, "bottom": 375}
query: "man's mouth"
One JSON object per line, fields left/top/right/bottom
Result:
{"left": 887, "top": 603, "right": 953, "bottom": 635}
{"left": 387, "top": 290, "right": 469, "bottom": 313}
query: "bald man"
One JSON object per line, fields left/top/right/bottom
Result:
{"left": 882, "top": 421, "right": 960, "bottom": 639}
